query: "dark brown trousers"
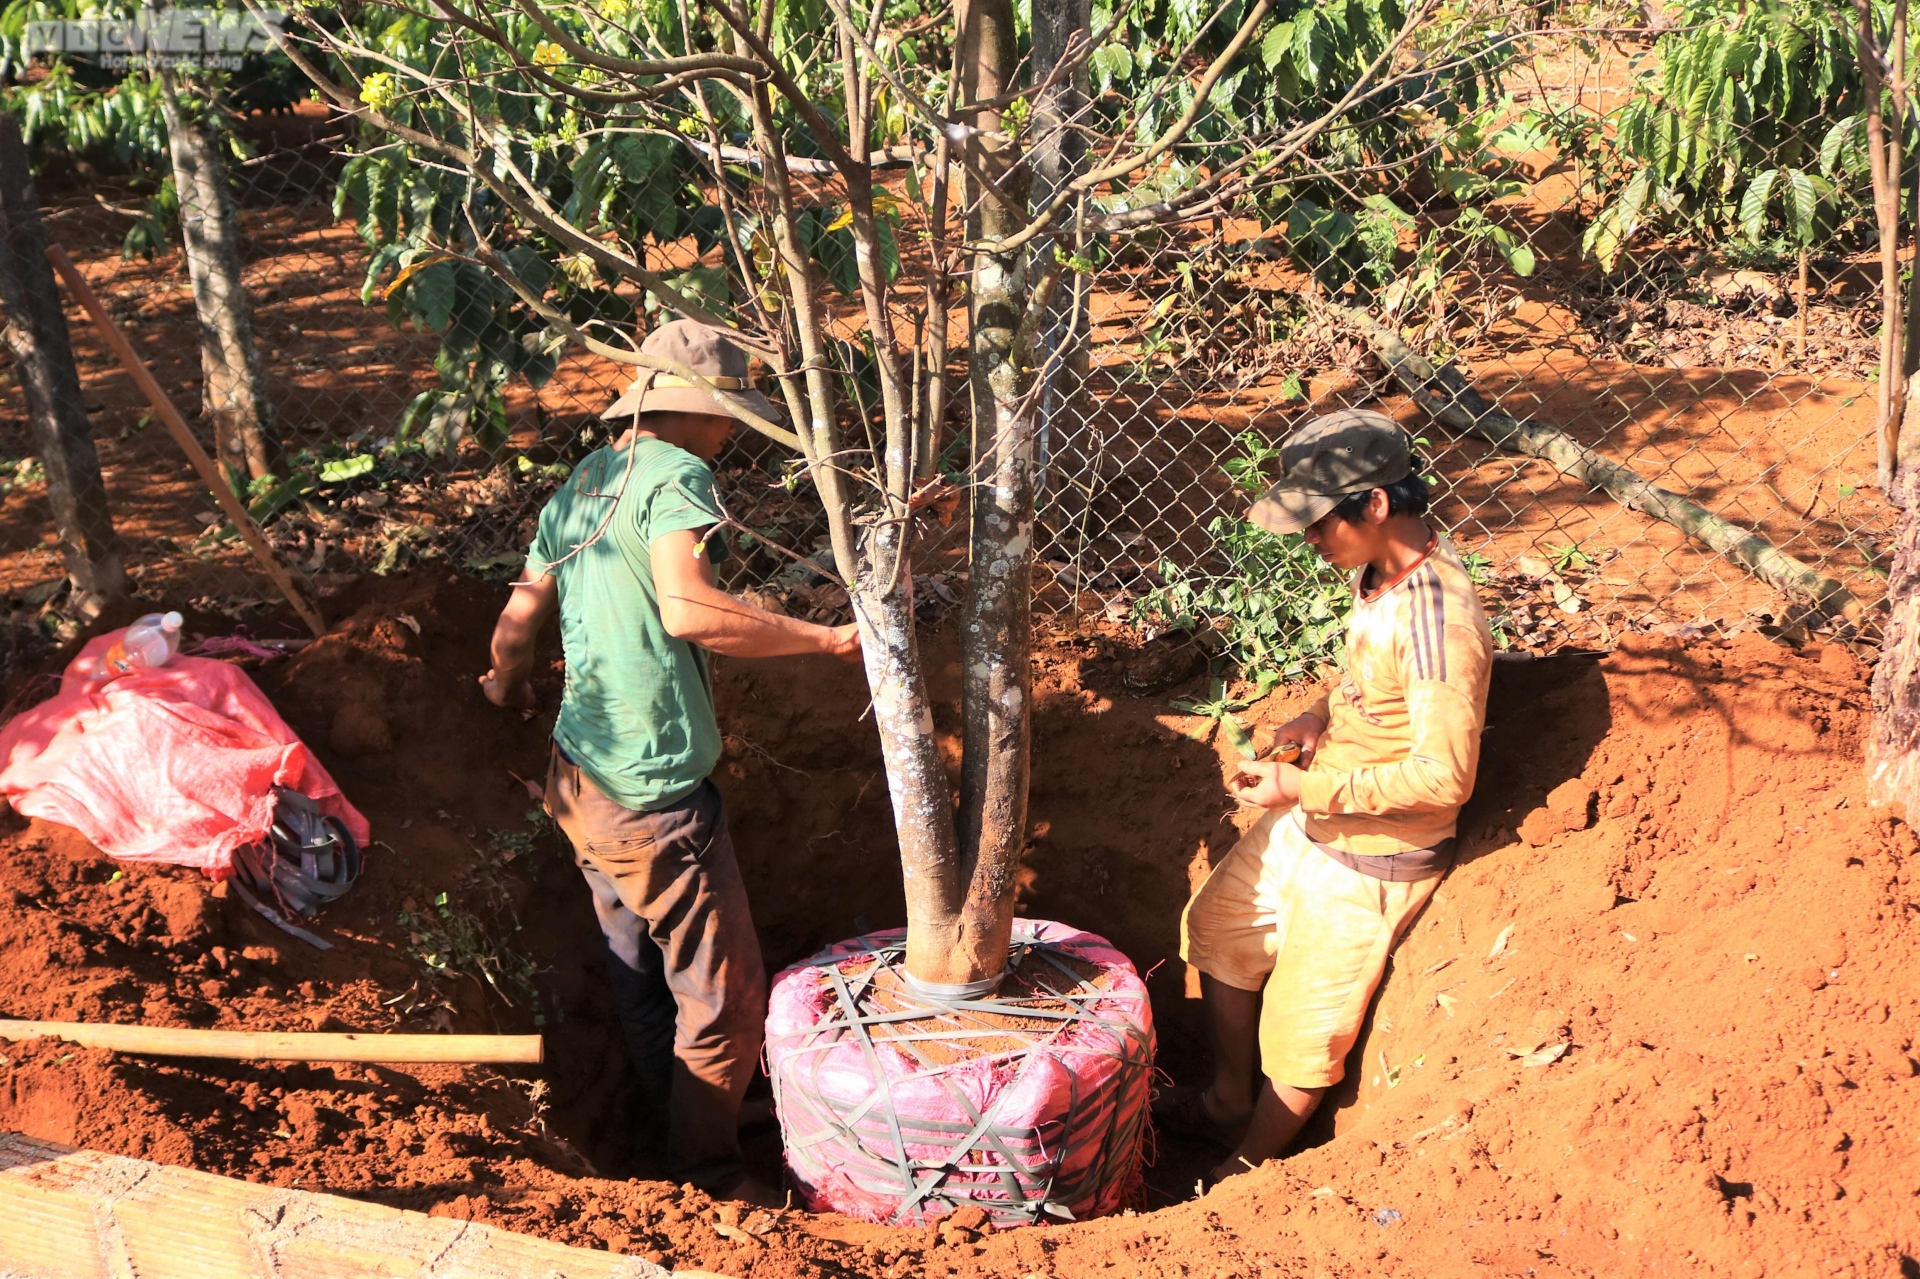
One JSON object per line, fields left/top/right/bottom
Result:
{"left": 545, "top": 747, "right": 766, "bottom": 1189}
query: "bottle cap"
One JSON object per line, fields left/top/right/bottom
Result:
{"left": 161, "top": 611, "right": 183, "bottom": 630}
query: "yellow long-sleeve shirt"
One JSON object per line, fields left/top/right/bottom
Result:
{"left": 1296, "top": 534, "right": 1494, "bottom": 857}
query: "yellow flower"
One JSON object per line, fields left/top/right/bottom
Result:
{"left": 359, "top": 72, "right": 397, "bottom": 111}
{"left": 600, "top": 0, "right": 631, "bottom": 19}
{"left": 531, "top": 41, "right": 566, "bottom": 67}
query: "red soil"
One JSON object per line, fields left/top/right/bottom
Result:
{"left": 0, "top": 574, "right": 1914, "bottom": 1278}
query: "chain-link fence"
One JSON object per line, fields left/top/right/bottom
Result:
{"left": 0, "top": 20, "right": 1894, "bottom": 678}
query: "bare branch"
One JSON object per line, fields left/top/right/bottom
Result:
{"left": 458, "top": 226, "right": 805, "bottom": 452}
{"left": 703, "top": 0, "right": 864, "bottom": 175}
{"left": 499, "top": 0, "right": 767, "bottom": 79}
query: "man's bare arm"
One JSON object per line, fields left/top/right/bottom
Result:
{"left": 480, "top": 569, "right": 560, "bottom": 707}
{"left": 652, "top": 528, "right": 860, "bottom": 661}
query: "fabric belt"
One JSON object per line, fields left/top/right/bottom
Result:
{"left": 1311, "top": 835, "right": 1456, "bottom": 883}
{"left": 649, "top": 372, "right": 748, "bottom": 390}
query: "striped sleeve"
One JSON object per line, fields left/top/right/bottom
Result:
{"left": 1297, "top": 560, "right": 1492, "bottom": 822}
{"left": 1407, "top": 563, "right": 1447, "bottom": 683}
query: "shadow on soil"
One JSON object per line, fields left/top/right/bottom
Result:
{"left": 1298, "top": 650, "right": 1613, "bottom": 1151}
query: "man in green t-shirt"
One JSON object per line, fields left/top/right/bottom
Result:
{"left": 480, "top": 321, "right": 859, "bottom": 1202}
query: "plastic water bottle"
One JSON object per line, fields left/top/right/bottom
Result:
{"left": 104, "top": 612, "right": 184, "bottom": 676}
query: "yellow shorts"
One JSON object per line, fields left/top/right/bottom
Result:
{"left": 1179, "top": 808, "right": 1440, "bottom": 1089}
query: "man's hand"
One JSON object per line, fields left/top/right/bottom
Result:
{"left": 1271, "top": 711, "right": 1327, "bottom": 767}
{"left": 1227, "top": 758, "right": 1305, "bottom": 811}
{"left": 479, "top": 668, "right": 536, "bottom": 710}
{"left": 821, "top": 622, "right": 863, "bottom": 663}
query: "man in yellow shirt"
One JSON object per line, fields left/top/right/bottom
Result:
{"left": 1162, "top": 409, "right": 1494, "bottom": 1187}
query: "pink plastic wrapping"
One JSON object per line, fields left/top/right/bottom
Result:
{"left": 0, "top": 629, "right": 369, "bottom": 875}
{"left": 766, "top": 919, "right": 1154, "bottom": 1227}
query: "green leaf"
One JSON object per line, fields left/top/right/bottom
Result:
{"left": 1490, "top": 119, "right": 1551, "bottom": 154}
{"left": 1259, "top": 20, "right": 1294, "bottom": 71}
{"left": 318, "top": 454, "right": 376, "bottom": 483}
{"left": 1818, "top": 113, "right": 1863, "bottom": 178}
{"left": 1584, "top": 169, "right": 1653, "bottom": 271}
{"left": 651, "top": 264, "right": 731, "bottom": 314}
{"left": 409, "top": 260, "right": 457, "bottom": 332}
{"left": 1090, "top": 41, "right": 1134, "bottom": 92}
{"left": 1780, "top": 168, "right": 1829, "bottom": 247}
{"left": 501, "top": 246, "right": 555, "bottom": 297}
{"left": 1738, "top": 169, "right": 1779, "bottom": 242}
{"left": 1219, "top": 714, "right": 1258, "bottom": 760}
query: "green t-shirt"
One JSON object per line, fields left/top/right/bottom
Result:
{"left": 529, "top": 437, "right": 725, "bottom": 812}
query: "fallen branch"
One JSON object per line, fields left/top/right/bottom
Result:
{"left": 1330, "top": 304, "right": 1865, "bottom": 626}
{"left": 0, "top": 1019, "right": 544, "bottom": 1064}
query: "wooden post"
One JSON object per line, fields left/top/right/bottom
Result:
{"left": 44, "top": 243, "right": 327, "bottom": 639}
{"left": 0, "top": 114, "right": 125, "bottom": 616}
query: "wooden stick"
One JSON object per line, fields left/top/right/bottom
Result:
{"left": 43, "top": 244, "right": 328, "bottom": 639}
{"left": 1330, "top": 303, "right": 1865, "bottom": 626}
{"left": 0, "top": 1019, "right": 543, "bottom": 1065}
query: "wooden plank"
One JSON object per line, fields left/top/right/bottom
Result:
{"left": 0, "top": 1135, "right": 140, "bottom": 1279}
{"left": 112, "top": 1164, "right": 303, "bottom": 1279}
{"left": 0, "top": 1132, "right": 679, "bottom": 1279}
{"left": 259, "top": 1201, "right": 467, "bottom": 1279}
{"left": 0, "top": 1021, "right": 543, "bottom": 1066}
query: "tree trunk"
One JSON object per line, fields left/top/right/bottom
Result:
{"left": 156, "top": 71, "right": 277, "bottom": 486}
{"left": 1870, "top": 424, "right": 1920, "bottom": 812}
{"left": 944, "top": 0, "right": 1034, "bottom": 992}
{"left": 1029, "top": 0, "right": 1096, "bottom": 549}
{"left": 0, "top": 113, "right": 124, "bottom": 615}
{"left": 853, "top": 523, "right": 975, "bottom": 987}
{"left": 1857, "top": 0, "right": 1920, "bottom": 814}
{"left": 1860, "top": 0, "right": 1907, "bottom": 489}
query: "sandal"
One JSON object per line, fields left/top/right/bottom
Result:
{"left": 1151, "top": 1084, "right": 1253, "bottom": 1150}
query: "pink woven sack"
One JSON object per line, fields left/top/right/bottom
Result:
{"left": 766, "top": 919, "right": 1154, "bottom": 1227}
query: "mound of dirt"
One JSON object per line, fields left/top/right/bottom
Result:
{"left": 0, "top": 574, "right": 1913, "bottom": 1279}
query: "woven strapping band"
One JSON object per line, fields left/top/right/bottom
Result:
{"left": 767, "top": 922, "right": 1154, "bottom": 1228}
{"left": 899, "top": 967, "right": 1006, "bottom": 1001}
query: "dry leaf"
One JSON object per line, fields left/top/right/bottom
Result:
{"left": 1436, "top": 992, "right": 1460, "bottom": 1018}
{"left": 1518, "top": 1042, "right": 1569, "bottom": 1068}
{"left": 1423, "top": 953, "right": 1461, "bottom": 976}
{"left": 395, "top": 612, "right": 421, "bottom": 634}
{"left": 1487, "top": 923, "right": 1515, "bottom": 960}
{"left": 712, "top": 1222, "right": 765, "bottom": 1249}
{"left": 507, "top": 769, "right": 545, "bottom": 803}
